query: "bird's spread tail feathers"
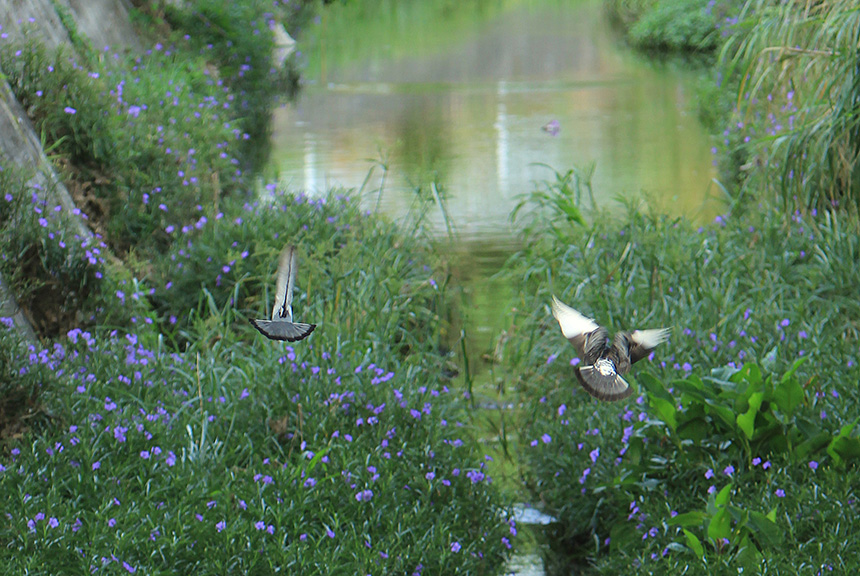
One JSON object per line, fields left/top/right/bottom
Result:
{"left": 575, "top": 365, "right": 633, "bottom": 402}
{"left": 249, "top": 319, "right": 316, "bottom": 342}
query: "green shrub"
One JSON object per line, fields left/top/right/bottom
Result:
{"left": 0, "top": 36, "right": 245, "bottom": 257}
{"left": 498, "top": 166, "right": 860, "bottom": 571}
{"left": 162, "top": 0, "right": 296, "bottom": 171}
{"left": 629, "top": 0, "right": 720, "bottom": 52}
{"left": 719, "top": 0, "right": 860, "bottom": 213}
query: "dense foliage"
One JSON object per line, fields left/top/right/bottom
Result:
{"left": 0, "top": 3, "right": 514, "bottom": 574}
{"left": 0, "top": 186, "right": 515, "bottom": 573}
{"left": 497, "top": 171, "right": 860, "bottom": 573}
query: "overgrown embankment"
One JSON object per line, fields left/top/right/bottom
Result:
{"left": 498, "top": 2, "right": 860, "bottom": 570}
{"left": 0, "top": 2, "right": 515, "bottom": 573}
{"left": 495, "top": 170, "right": 860, "bottom": 573}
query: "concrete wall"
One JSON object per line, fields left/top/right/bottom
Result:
{"left": 0, "top": 0, "right": 139, "bottom": 51}
{"left": 0, "top": 0, "right": 141, "bottom": 342}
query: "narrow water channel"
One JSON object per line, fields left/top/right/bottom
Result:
{"left": 270, "top": 1, "right": 720, "bottom": 572}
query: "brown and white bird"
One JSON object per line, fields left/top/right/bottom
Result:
{"left": 550, "top": 295, "right": 668, "bottom": 401}
{"left": 249, "top": 245, "right": 316, "bottom": 342}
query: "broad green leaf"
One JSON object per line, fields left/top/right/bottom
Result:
{"left": 735, "top": 534, "right": 762, "bottom": 570}
{"left": 747, "top": 510, "right": 784, "bottom": 548}
{"left": 639, "top": 372, "right": 674, "bottom": 403}
{"left": 668, "top": 511, "right": 707, "bottom": 528}
{"left": 677, "top": 416, "right": 709, "bottom": 443}
{"left": 795, "top": 431, "right": 831, "bottom": 460}
{"left": 773, "top": 372, "right": 804, "bottom": 417}
{"left": 716, "top": 483, "right": 733, "bottom": 507}
{"left": 707, "top": 506, "right": 731, "bottom": 542}
{"left": 684, "top": 529, "right": 705, "bottom": 557}
{"left": 651, "top": 396, "right": 677, "bottom": 431}
{"left": 827, "top": 419, "right": 860, "bottom": 466}
{"left": 704, "top": 400, "right": 737, "bottom": 432}
{"left": 733, "top": 363, "right": 763, "bottom": 388}
{"left": 736, "top": 391, "right": 764, "bottom": 439}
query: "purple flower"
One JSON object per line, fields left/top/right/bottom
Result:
{"left": 723, "top": 465, "right": 734, "bottom": 476}
{"left": 809, "top": 460, "right": 818, "bottom": 471}
{"left": 775, "top": 489, "right": 785, "bottom": 498}
{"left": 216, "top": 520, "right": 225, "bottom": 532}
{"left": 705, "top": 468, "right": 714, "bottom": 479}
{"left": 450, "top": 542, "right": 461, "bottom": 553}
{"left": 541, "top": 433, "right": 552, "bottom": 444}
{"left": 752, "top": 457, "right": 761, "bottom": 466}
{"left": 589, "top": 448, "right": 600, "bottom": 463}
{"left": 304, "top": 477, "right": 317, "bottom": 488}
{"left": 64, "top": 106, "right": 76, "bottom": 114}
{"left": 48, "top": 517, "right": 59, "bottom": 528}
{"left": 355, "top": 489, "right": 373, "bottom": 502}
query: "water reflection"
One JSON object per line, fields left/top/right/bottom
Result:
{"left": 269, "top": 3, "right": 719, "bottom": 573}
{"left": 271, "top": 0, "right": 720, "bottom": 241}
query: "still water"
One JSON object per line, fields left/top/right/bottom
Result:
{"left": 270, "top": 2, "right": 718, "bottom": 573}
{"left": 271, "top": 0, "right": 720, "bottom": 242}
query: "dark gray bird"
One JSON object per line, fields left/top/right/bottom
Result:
{"left": 550, "top": 296, "right": 668, "bottom": 401}
{"left": 249, "top": 245, "right": 316, "bottom": 342}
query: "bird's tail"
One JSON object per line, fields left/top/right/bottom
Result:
{"left": 249, "top": 319, "right": 316, "bottom": 342}
{"left": 575, "top": 365, "right": 633, "bottom": 402}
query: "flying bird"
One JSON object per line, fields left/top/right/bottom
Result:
{"left": 550, "top": 295, "right": 668, "bottom": 401}
{"left": 249, "top": 245, "right": 316, "bottom": 342}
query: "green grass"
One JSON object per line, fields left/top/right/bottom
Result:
{"left": 607, "top": 0, "right": 741, "bottom": 53}
{"left": 0, "top": 6, "right": 515, "bottom": 572}
{"left": 0, "top": 185, "right": 514, "bottom": 574}
{"left": 718, "top": 0, "right": 860, "bottom": 214}
{"left": 493, "top": 168, "right": 860, "bottom": 572}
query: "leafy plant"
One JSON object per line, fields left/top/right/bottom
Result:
{"left": 720, "top": 0, "right": 860, "bottom": 213}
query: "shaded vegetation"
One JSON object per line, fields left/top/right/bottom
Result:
{"left": 495, "top": 168, "right": 860, "bottom": 573}
{"left": 720, "top": 0, "right": 860, "bottom": 213}
{"left": 607, "top": 0, "right": 739, "bottom": 53}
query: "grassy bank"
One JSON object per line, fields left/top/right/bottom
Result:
{"left": 0, "top": 4, "right": 514, "bottom": 574}
{"left": 495, "top": 172, "right": 860, "bottom": 573}
{"left": 0, "top": 184, "right": 516, "bottom": 573}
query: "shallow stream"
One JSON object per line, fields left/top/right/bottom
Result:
{"left": 270, "top": 1, "right": 719, "bottom": 571}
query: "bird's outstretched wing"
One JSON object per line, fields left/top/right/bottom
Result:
{"left": 551, "top": 296, "right": 602, "bottom": 357}
{"left": 575, "top": 365, "right": 633, "bottom": 402}
{"left": 249, "top": 319, "right": 315, "bottom": 342}
{"left": 628, "top": 328, "right": 670, "bottom": 364}
{"left": 272, "top": 245, "right": 297, "bottom": 321}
